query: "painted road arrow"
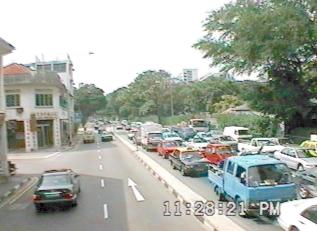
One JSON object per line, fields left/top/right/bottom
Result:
{"left": 128, "top": 178, "right": 145, "bottom": 202}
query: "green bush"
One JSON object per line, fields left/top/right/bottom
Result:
{"left": 161, "top": 114, "right": 193, "bottom": 126}
{"left": 216, "top": 114, "right": 279, "bottom": 137}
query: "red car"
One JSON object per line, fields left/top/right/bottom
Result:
{"left": 157, "top": 140, "right": 179, "bottom": 159}
{"left": 202, "top": 143, "right": 234, "bottom": 165}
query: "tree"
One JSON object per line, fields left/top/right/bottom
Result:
{"left": 194, "top": 0, "right": 317, "bottom": 132}
{"left": 74, "top": 83, "right": 107, "bottom": 124}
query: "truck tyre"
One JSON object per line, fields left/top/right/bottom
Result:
{"left": 235, "top": 197, "right": 252, "bottom": 218}
{"left": 214, "top": 186, "right": 226, "bottom": 201}
{"left": 181, "top": 167, "right": 186, "bottom": 176}
{"left": 297, "top": 164, "right": 304, "bottom": 172}
{"left": 299, "top": 187, "right": 308, "bottom": 199}
{"left": 171, "top": 162, "right": 176, "bottom": 170}
{"left": 289, "top": 226, "right": 299, "bottom": 231}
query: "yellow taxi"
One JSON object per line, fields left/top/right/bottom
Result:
{"left": 300, "top": 140, "right": 317, "bottom": 157}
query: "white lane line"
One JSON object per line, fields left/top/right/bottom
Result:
{"left": 98, "top": 155, "right": 102, "bottom": 160}
{"left": 99, "top": 164, "right": 103, "bottom": 170}
{"left": 104, "top": 204, "right": 108, "bottom": 219}
{"left": 101, "top": 179, "right": 105, "bottom": 187}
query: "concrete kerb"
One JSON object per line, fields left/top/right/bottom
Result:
{"left": 0, "top": 177, "right": 32, "bottom": 204}
{"left": 114, "top": 133, "right": 246, "bottom": 231}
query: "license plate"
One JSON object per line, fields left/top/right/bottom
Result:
{"left": 44, "top": 193, "right": 60, "bottom": 199}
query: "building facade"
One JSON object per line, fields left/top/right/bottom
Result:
{"left": 0, "top": 37, "right": 14, "bottom": 178}
{"left": 182, "top": 69, "right": 198, "bottom": 83}
{"left": 4, "top": 64, "right": 71, "bottom": 152}
{"left": 26, "top": 57, "right": 75, "bottom": 145}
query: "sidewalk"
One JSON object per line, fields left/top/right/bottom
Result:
{"left": 0, "top": 175, "right": 32, "bottom": 204}
{"left": 7, "top": 136, "right": 81, "bottom": 160}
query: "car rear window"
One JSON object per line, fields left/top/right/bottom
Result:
{"left": 41, "top": 175, "right": 70, "bottom": 187}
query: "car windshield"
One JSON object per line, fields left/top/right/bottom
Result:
{"left": 182, "top": 128, "right": 195, "bottom": 134}
{"left": 193, "top": 138, "right": 205, "bottom": 143}
{"left": 41, "top": 175, "right": 70, "bottom": 187}
{"left": 191, "top": 120, "right": 208, "bottom": 127}
{"left": 180, "top": 152, "right": 202, "bottom": 160}
{"left": 238, "top": 130, "right": 250, "bottom": 135}
{"left": 247, "top": 164, "right": 292, "bottom": 187}
{"left": 257, "top": 139, "right": 279, "bottom": 146}
{"left": 217, "top": 147, "right": 232, "bottom": 154}
{"left": 220, "top": 136, "right": 235, "bottom": 141}
{"left": 148, "top": 133, "right": 162, "bottom": 139}
{"left": 163, "top": 141, "right": 178, "bottom": 147}
{"left": 297, "top": 149, "right": 314, "bottom": 158}
{"left": 166, "top": 133, "right": 179, "bottom": 138}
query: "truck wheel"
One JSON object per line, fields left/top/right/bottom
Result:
{"left": 235, "top": 197, "right": 252, "bottom": 218}
{"left": 299, "top": 187, "right": 308, "bottom": 199}
{"left": 289, "top": 226, "right": 299, "bottom": 231}
{"left": 171, "top": 162, "right": 176, "bottom": 169}
{"left": 181, "top": 167, "right": 186, "bottom": 176}
{"left": 297, "top": 164, "right": 304, "bottom": 172}
{"left": 214, "top": 186, "right": 226, "bottom": 201}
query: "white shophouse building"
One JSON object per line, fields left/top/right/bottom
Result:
{"left": 4, "top": 63, "right": 71, "bottom": 152}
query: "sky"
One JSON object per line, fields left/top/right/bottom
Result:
{"left": 1, "top": 0, "right": 232, "bottom": 94}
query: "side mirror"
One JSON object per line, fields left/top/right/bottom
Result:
{"left": 74, "top": 174, "right": 80, "bottom": 178}
{"left": 240, "top": 173, "right": 246, "bottom": 184}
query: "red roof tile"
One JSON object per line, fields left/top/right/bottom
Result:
{"left": 3, "top": 63, "right": 31, "bottom": 75}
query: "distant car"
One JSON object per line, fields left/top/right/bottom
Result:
{"left": 184, "top": 137, "right": 209, "bottom": 151}
{"left": 125, "top": 125, "right": 131, "bottom": 131}
{"left": 301, "top": 141, "right": 317, "bottom": 157}
{"left": 202, "top": 143, "right": 235, "bottom": 166}
{"left": 162, "top": 132, "right": 183, "bottom": 142}
{"left": 83, "top": 131, "right": 95, "bottom": 143}
{"left": 169, "top": 147, "right": 209, "bottom": 176}
{"left": 157, "top": 140, "right": 179, "bottom": 159}
{"left": 278, "top": 198, "right": 317, "bottom": 231}
{"left": 127, "top": 129, "right": 138, "bottom": 140}
{"left": 77, "top": 128, "right": 85, "bottom": 135}
{"left": 171, "top": 127, "right": 196, "bottom": 141}
{"left": 101, "top": 132, "right": 113, "bottom": 142}
{"left": 33, "top": 169, "right": 81, "bottom": 212}
{"left": 274, "top": 147, "right": 317, "bottom": 171}
{"left": 209, "top": 135, "right": 237, "bottom": 149}
{"left": 297, "top": 167, "right": 317, "bottom": 199}
{"left": 116, "top": 125, "right": 124, "bottom": 130}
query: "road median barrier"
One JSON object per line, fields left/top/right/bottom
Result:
{"left": 114, "top": 133, "right": 246, "bottom": 231}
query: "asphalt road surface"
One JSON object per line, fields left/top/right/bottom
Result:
{"left": 116, "top": 131, "right": 284, "bottom": 231}
{"left": 0, "top": 136, "right": 206, "bottom": 231}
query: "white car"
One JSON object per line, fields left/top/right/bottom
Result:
{"left": 278, "top": 198, "right": 317, "bottom": 231}
{"left": 274, "top": 147, "right": 317, "bottom": 171}
{"left": 184, "top": 137, "right": 209, "bottom": 151}
{"left": 162, "top": 132, "right": 183, "bottom": 142}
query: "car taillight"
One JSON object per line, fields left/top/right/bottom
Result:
{"left": 63, "top": 192, "right": 73, "bottom": 199}
{"left": 33, "top": 194, "right": 41, "bottom": 201}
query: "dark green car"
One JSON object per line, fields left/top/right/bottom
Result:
{"left": 33, "top": 169, "right": 81, "bottom": 211}
{"left": 101, "top": 132, "right": 113, "bottom": 142}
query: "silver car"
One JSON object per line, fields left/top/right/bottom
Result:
{"left": 274, "top": 147, "right": 317, "bottom": 171}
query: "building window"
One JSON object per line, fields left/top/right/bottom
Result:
{"left": 53, "top": 63, "right": 66, "bottom": 72}
{"left": 37, "top": 64, "right": 51, "bottom": 71}
{"left": 35, "top": 94, "right": 53, "bottom": 106}
{"left": 59, "top": 96, "right": 68, "bottom": 108}
{"left": 6, "top": 94, "right": 20, "bottom": 107}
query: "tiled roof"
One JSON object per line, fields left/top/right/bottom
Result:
{"left": 3, "top": 63, "right": 31, "bottom": 75}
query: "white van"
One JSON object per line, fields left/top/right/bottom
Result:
{"left": 223, "top": 126, "right": 252, "bottom": 141}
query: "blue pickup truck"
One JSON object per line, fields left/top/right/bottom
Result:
{"left": 208, "top": 155, "right": 297, "bottom": 216}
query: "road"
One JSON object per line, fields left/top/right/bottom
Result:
{"left": 0, "top": 136, "right": 206, "bottom": 231}
{"left": 116, "top": 131, "right": 284, "bottom": 231}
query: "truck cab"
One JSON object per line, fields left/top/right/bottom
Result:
{"left": 223, "top": 126, "right": 252, "bottom": 141}
{"left": 208, "top": 155, "right": 297, "bottom": 215}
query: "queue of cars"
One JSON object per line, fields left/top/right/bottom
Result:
{"left": 120, "top": 120, "right": 317, "bottom": 230}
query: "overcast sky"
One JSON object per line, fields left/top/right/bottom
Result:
{"left": 1, "top": 0, "right": 232, "bottom": 94}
